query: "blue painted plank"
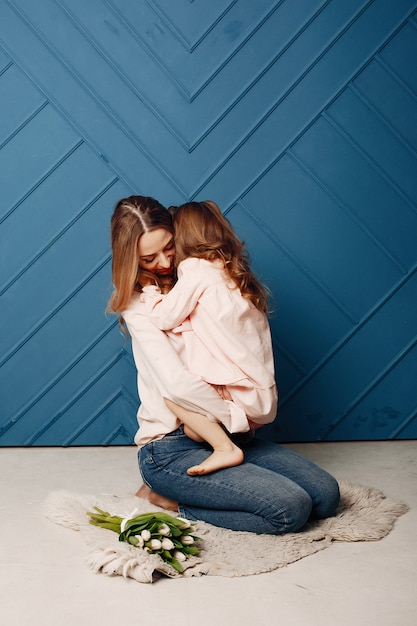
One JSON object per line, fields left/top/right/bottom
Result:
{"left": 144, "top": 0, "right": 238, "bottom": 48}
{"left": 7, "top": 0, "right": 361, "bottom": 191}
{"left": 0, "top": 0, "right": 183, "bottom": 203}
{"left": 0, "top": 64, "right": 46, "bottom": 145}
{"left": 0, "top": 104, "right": 80, "bottom": 217}
{"left": 0, "top": 143, "right": 118, "bottom": 290}
{"left": 0, "top": 265, "right": 114, "bottom": 419}
{"left": 0, "top": 327, "right": 133, "bottom": 445}
{"left": 120, "top": 0, "right": 356, "bottom": 134}
{"left": 242, "top": 154, "right": 403, "bottom": 321}
{"left": 1, "top": 0, "right": 416, "bottom": 444}
{"left": 273, "top": 351, "right": 307, "bottom": 405}
{"left": 33, "top": 365, "right": 138, "bottom": 446}
{"left": 227, "top": 204, "right": 352, "bottom": 372}
{"left": 292, "top": 117, "right": 417, "bottom": 271}
{"left": 273, "top": 271, "right": 417, "bottom": 441}
{"left": 328, "top": 87, "right": 417, "bottom": 207}
{"left": 187, "top": 0, "right": 369, "bottom": 185}
{"left": 199, "top": 0, "right": 417, "bottom": 206}
{"left": 0, "top": 46, "right": 11, "bottom": 71}
{"left": 0, "top": 183, "right": 123, "bottom": 358}
{"left": 354, "top": 59, "right": 417, "bottom": 152}
{"left": 395, "top": 413, "right": 417, "bottom": 438}
{"left": 62, "top": 0, "right": 280, "bottom": 94}
{"left": 380, "top": 21, "right": 417, "bottom": 93}
{"left": 327, "top": 342, "right": 417, "bottom": 440}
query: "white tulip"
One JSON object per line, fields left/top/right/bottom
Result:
{"left": 161, "top": 538, "right": 175, "bottom": 551}
{"left": 173, "top": 550, "right": 186, "bottom": 562}
{"left": 158, "top": 523, "right": 171, "bottom": 536}
{"left": 149, "top": 539, "right": 162, "bottom": 551}
{"left": 181, "top": 535, "right": 194, "bottom": 545}
{"left": 141, "top": 529, "right": 151, "bottom": 541}
{"left": 176, "top": 517, "right": 191, "bottom": 529}
{"left": 134, "top": 535, "right": 145, "bottom": 548}
{"left": 120, "top": 518, "right": 129, "bottom": 533}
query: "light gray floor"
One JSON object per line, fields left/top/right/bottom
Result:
{"left": 1, "top": 441, "right": 415, "bottom": 626}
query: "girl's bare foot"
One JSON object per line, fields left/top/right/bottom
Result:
{"left": 187, "top": 445, "right": 244, "bottom": 476}
{"left": 135, "top": 484, "right": 178, "bottom": 512}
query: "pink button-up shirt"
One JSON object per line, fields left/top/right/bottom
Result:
{"left": 141, "top": 257, "right": 278, "bottom": 431}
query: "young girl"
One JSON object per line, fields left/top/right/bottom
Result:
{"left": 141, "top": 201, "right": 278, "bottom": 476}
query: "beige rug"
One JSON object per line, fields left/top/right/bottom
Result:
{"left": 43, "top": 481, "right": 408, "bottom": 583}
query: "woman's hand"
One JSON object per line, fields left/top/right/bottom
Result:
{"left": 212, "top": 386, "right": 262, "bottom": 431}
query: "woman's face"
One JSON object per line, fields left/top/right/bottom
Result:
{"left": 138, "top": 228, "right": 175, "bottom": 275}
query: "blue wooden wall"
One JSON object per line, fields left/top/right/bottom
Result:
{"left": 0, "top": 0, "right": 416, "bottom": 445}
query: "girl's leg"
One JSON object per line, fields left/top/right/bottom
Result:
{"left": 138, "top": 429, "right": 313, "bottom": 534}
{"left": 164, "top": 398, "right": 244, "bottom": 475}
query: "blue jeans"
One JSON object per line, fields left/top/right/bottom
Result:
{"left": 138, "top": 428, "right": 340, "bottom": 534}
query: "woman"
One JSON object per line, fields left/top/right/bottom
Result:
{"left": 108, "top": 195, "right": 340, "bottom": 534}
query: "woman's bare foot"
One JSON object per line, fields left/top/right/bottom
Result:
{"left": 187, "top": 445, "right": 244, "bottom": 476}
{"left": 135, "top": 484, "right": 178, "bottom": 512}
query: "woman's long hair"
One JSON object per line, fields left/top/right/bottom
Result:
{"left": 171, "top": 201, "right": 269, "bottom": 314}
{"left": 108, "top": 195, "right": 174, "bottom": 315}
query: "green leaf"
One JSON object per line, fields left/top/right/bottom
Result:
{"left": 182, "top": 546, "right": 200, "bottom": 555}
{"left": 167, "top": 557, "right": 184, "bottom": 573}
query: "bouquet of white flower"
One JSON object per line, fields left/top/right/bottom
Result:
{"left": 87, "top": 507, "right": 201, "bottom": 573}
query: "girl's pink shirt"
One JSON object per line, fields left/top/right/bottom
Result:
{"left": 141, "top": 258, "right": 278, "bottom": 426}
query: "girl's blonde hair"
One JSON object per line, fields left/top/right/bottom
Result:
{"left": 170, "top": 200, "right": 269, "bottom": 314}
{"left": 108, "top": 195, "right": 174, "bottom": 315}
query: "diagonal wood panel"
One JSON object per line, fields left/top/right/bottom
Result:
{"left": 0, "top": 0, "right": 416, "bottom": 445}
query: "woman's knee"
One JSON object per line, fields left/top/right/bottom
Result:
{"left": 325, "top": 476, "right": 341, "bottom": 516}
{"left": 314, "top": 474, "right": 340, "bottom": 519}
{"left": 268, "top": 488, "right": 313, "bottom": 534}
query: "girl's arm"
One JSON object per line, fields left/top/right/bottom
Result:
{"left": 124, "top": 298, "right": 233, "bottom": 425}
{"left": 141, "top": 258, "right": 207, "bottom": 330}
